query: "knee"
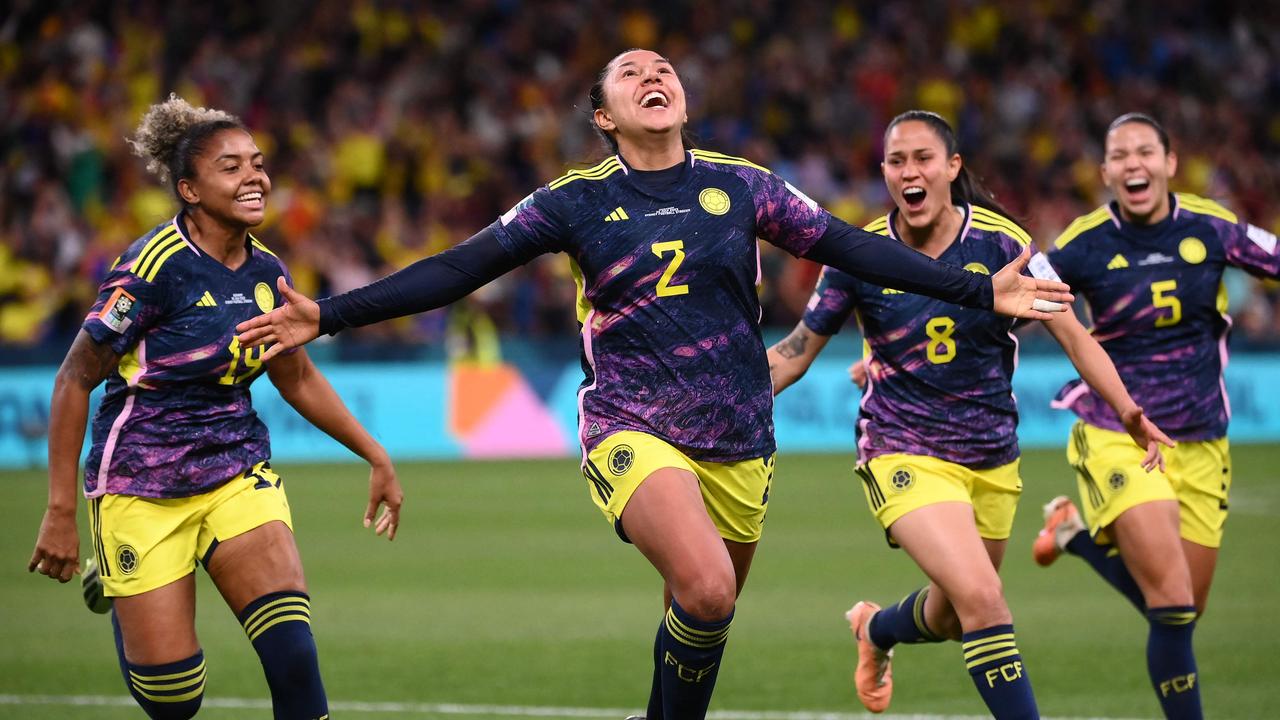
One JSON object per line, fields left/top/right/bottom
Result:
{"left": 675, "top": 575, "right": 737, "bottom": 621}
{"left": 1141, "top": 572, "right": 1194, "bottom": 609}
{"left": 950, "top": 581, "right": 1011, "bottom": 631}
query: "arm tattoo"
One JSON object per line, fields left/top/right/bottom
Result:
{"left": 773, "top": 327, "right": 811, "bottom": 360}
{"left": 57, "top": 331, "right": 121, "bottom": 391}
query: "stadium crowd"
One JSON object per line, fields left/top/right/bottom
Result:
{"left": 3, "top": 0, "right": 1279, "bottom": 360}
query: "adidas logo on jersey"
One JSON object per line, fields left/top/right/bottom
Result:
{"left": 1107, "top": 254, "right": 1129, "bottom": 270}
{"left": 604, "top": 207, "right": 629, "bottom": 222}
{"left": 196, "top": 291, "right": 218, "bottom": 307}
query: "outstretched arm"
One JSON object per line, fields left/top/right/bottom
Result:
{"left": 1041, "top": 310, "right": 1175, "bottom": 471}
{"left": 767, "top": 321, "right": 831, "bottom": 395}
{"left": 238, "top": 227, "right": 525, "bottom": 359}
{"left": 803, "top": 219, "right": 1073, "bottom": 320}
{"left": 267, "top": 349, "right": 403, "bottom": 539}
{"left": 30, "top": 331, "right": 120, "bottom": 582}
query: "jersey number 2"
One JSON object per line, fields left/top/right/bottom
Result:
{"left": 651, "top": 240, "right": 689, "bottom": 297}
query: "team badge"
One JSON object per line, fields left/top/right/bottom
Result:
{"left": 255, "top": 282, "right": 275, "bottom": 313}
{"left": 699, "top": 188, "right": 730, "bottom": 216}
{"left": 1107, "top": 468, "right": 1128, "bottom": 491}
{"left": 963, "top": 262, "right": 991, "bottom": 275}
{"left": 116, "top": 545, "right": 139, "bottom": 575}
{"left": 98, "top": 287, "right": 138, "bottom": 334}
{"left": 889, "top": 466, "right": 915, "bottom": 493}
{"left": 608, "top": 444, "right": 634, "bottom": 476}
{"left": 1178, "top": 237, "right": 1206, "bottom": 265}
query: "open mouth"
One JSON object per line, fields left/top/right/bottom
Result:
{"left": 902, "top": 186, "right": 927, "bottom": 211}
{"left": 640, "top": 90, "right": 669, "bottom": 109}
{"left": 236, "top": 191, "right": 264, "bottom": 208}
{"left": 1123, "top": 177, "right": 1150, "bottom": 199}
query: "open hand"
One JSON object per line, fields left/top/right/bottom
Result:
{"left": 236, "top": 277, "right": 321, "bottom": 361}
{"left": 992, "top": 246, "right": 1075, "bottom": 320}
{"left": 364, "top": 461, "right": 403, "bottom": 541}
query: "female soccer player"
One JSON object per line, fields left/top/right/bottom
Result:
{"left": 1031, "top": 113, "right": 1280, "bottom": 720}
{"left": 767, "top": 110, "right": 1171, "bottom": 719}
{"left": 236, "top": 51, "right": 1071, "bottom": 719}
{"left": 27, "top": 96, "right": 403, "bottom": 720}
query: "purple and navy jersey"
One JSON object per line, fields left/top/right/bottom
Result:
{"left": 82, "top": 214, "right": 295, "bottom": 499}
{"left": 1047, "top": 193, "right": 1280, "bottom": 440}
{"left": 804, "top": 204, "right": 1040, "bottom": 469}
{"left": 490, "top": 150, "right": 830, "bottom": 462}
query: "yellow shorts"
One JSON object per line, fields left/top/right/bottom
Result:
{"left": 88, "top": 462, "right": 293, "bottom": 597}
{"left": 1066, "top": 421, "right": 1230, "bottom": 547}
{"left": 583, "top": 431, "right": 775, "bottom": 544}
{"left": 856, "top": 454, "right": 1023, "bottom": 543}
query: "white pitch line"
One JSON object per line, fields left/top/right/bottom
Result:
{"left": 0, "top": 694, "right": 1152, "bottom": 720}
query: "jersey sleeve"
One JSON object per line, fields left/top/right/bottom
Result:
{"left": 1222, "top": 219, "right": 1280, "bottom": 278}
{"left": 801, "top": 267, "right": 860, "bottom": 336}
{"left": 749, "top": 170, "right": 832, "bottom": 257}
{"left": 81, "top": 259, "right": 169, "bottom": 355}
{"left": 489, "top": 186, "right": 572, "bottom": 262}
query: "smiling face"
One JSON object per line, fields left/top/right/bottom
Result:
{"left": 177, "top": 128, "right": 270, "bottom": 228}
{"left": 593, "top": 49, "right": 688, "bottom": 150}
{"left": 881, "top": 119, "right": 961, "bottom": 231}
{"left": 1102, "top": 121, "right": 1177, "bottom": 225}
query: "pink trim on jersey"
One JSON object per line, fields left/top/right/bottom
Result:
{"left": 1171, "top": 194, "right": 1181, "bottom": 221}
{"left": 1008, "top": 329, "right": 1021, "bottom": 408}
{"left": 856, "top": 345, "right": 877, "bottom": 464}
{"left": 1106, "top": 204, "right": 1123, "bottom": 229}
{"left": 957, "top": 203, "right": 974, "bottom": 243}
{"left": 687, "top": 150, "right": 696, "bottom": 168}
{"left": 170, "top": 214, "right": 201, "bottom": 255}
{"left": 1050, "top": 380, "right": 1090, "bottom": 410}
{"left": 1218, "top": 312, "right": 1233, "bottom": 421}
{"left": 89, "top": 339, "right": 147, "bottom": 497}
{"left": 577, "top": 309, "right": 599, "bottom": 465}
{"left": 614, "top": 154, "right": 629, "bottom": 175}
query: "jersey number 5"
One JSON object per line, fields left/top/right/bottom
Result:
{"left": 219, "top": 336, "right": 264, "bottom": 385}
{"left": 1151, "top": 279, "right": 1181, "bottom": 327}
{"left": 651, "top": 240, "right": 689, "bottom": 297}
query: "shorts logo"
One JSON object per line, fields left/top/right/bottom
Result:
{"left": 699, "top": 188, "right": 730, "bottom": 216}
{"left": 116, "top": 545, "right": 139, "bottom": 575}
{"left": 963, "top": 262, "right": 990, "bottom": 275}
{"left": 255, "top": 282, "right": 276, "bottom": 313}
{"left": 889, "top": 466, "right": 915, "bottom": 493}
{"left": 1178, "top": 237, "right": 1206, "bottom": 265}
{"left": 1107, "top": 468, "right": 1128, "bottom": 491}
{"left": 608, "top": 445, "right": 634, "bottom": 476}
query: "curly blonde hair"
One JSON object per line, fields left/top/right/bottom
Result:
{"left": 128, "top": 94, "right": 242, "bottom": 189}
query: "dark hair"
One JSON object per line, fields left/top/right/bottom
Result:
{"left": 1106, "top": 112, "right": 1172, "bottom": 154}
{"left": 884, "top": 110, "right": 1017, "bottom": 220}
{"left": 129, "top": 94, "right": 248, "bottom": 206}
{"left": 587, "top": 49, "right": 696, "bottom": 156}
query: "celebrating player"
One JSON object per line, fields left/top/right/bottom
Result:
{"left": 236, "top": 51, "right": 1070, "bottom": 719}
{"left": 27, "top": 95, "right": 403, "bottom": 720}
{"left": 767, "top": 110, "right": 1170, "bottom": 719}
{"left": 1031, "top": 113, "right": 1280, "bottom": 719}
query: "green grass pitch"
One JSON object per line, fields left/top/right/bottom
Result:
{"left": 2, "top": 445, "right": 1277, "bottom": 719}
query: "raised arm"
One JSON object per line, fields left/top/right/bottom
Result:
{"left": 267, "top": 349, "right": 403, "bottom": 539}
{"left": 238, "top": 227, "right": 524, "bottom": 360}
{"left": 1041, "top": 309, "right": 1174, "bottom": 471}
{"left": 768, "top": 321, "right": 832, "bottom": 395}
{"left": 29, "top": 331, "right": 121, "bottom": 582}
{"left": 804, "top": 219, "right": 1073, "bottom": 320}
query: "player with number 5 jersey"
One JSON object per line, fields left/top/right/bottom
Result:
{"left": 235, "top": 50, "right": 1072, "bottom": 719}
{"left": 1032, "top": 113, "right": 1280, "bottom": 720}
{"left": 769, "top": 111, "right": 1171, "bottom": 719}
{"left": 27, "top": 96, "right": 402, "bottom": 720}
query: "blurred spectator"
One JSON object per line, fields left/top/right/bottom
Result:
{"left": 4, "top": 0, "right": 1279, "bottom": 361}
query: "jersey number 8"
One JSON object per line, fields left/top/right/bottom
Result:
{"left": 926, "top": 316, "right": 957, "bottom": 364}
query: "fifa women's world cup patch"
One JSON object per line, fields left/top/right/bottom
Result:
{"left": 98, "top": 287, "right": 139, "bottom": 333}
